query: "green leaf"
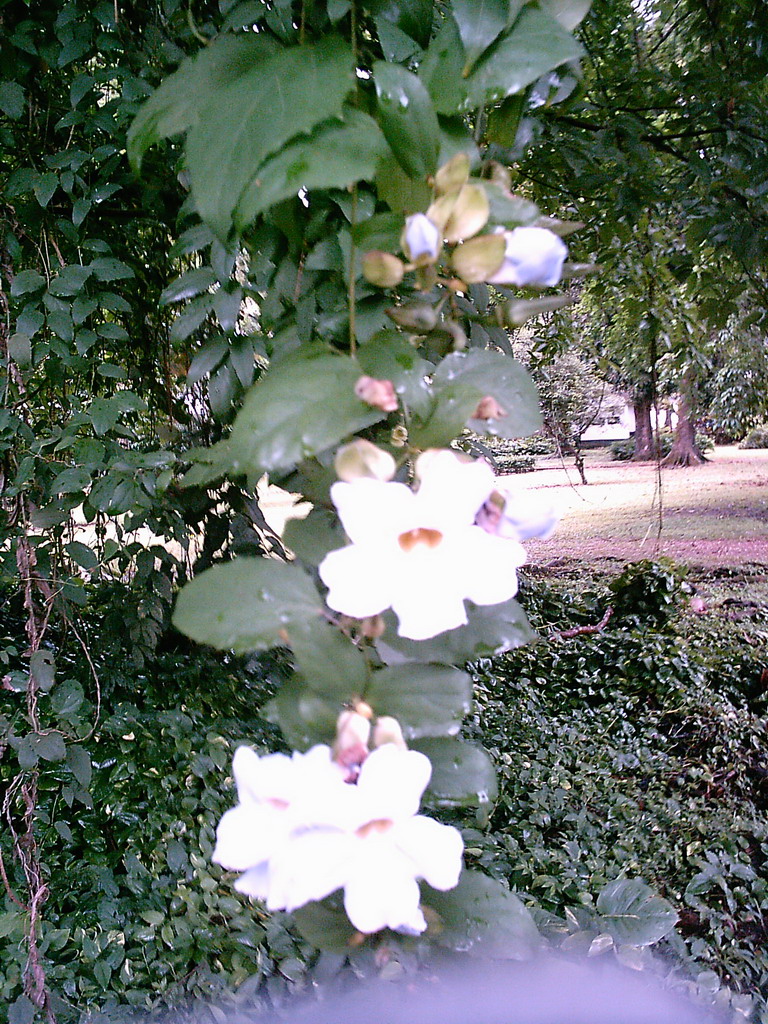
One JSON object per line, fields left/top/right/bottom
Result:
{"left": 595, "top": 879, "right": 678, "bottom": 947}
{"left": 283, "top": 508, "right": 345, "bottom": 567}
{"left": 66, "top": 744, "right": 92, "bottom": 788}
{"left": 419, "top": 15, "right": 466, "bottom": 116}
{"left": 187, "top": 37, "right": 354, "bottom": 239}
{"left": 50, "top": 679, "right": 84, "bottom": 717}
{"left": 173, "top": 558, "right": 325, "bottom": 654}
{"left": 128, "top": 33, "right": 278, "bottom": 170}
{"left": 267, "top": 675, "right": 339, "bottom": 750}
{"left": 0, "top": 81, "right": 25, "bottom": 119}
{"left": 47, "top": 310, "right": 74, "bottom": 342}
{"left": 30, "top": 650, "right": 56, "bottom": 692}
{"left": 33, "top": 172, "right": 58, "bottom": 208}
{"left": 65, "top": 540, "right": 98, "bottom": 571}
{"left": 373, "top": 61, "right": 440, "bottom": 179}
{"left": 48, "top": 264, "right": 92, "bottom": 296}
{"left": 453, "top": 0, "right": 512, "bottom": 75}
{"left": 170, "top": 294, "right": 213, "bottom": 343}
{"left": 51, "top": 466, "right": 91, "bottom": 494}
{"left": 540, "top": 0, "right": 593, "bottom": 31}
{"left": 412, "top": 349, "right": 541, "bottom": 448}
{"left": 33, "top": 731, "right": 67, "bottom": 762}
{"left": 375, "top": 153, "right": 432, "bottom": 214}
{"left": 288, "top": 617, "right": 368, "bottom": 701}
{"left": 228, "top": 348, "right": 385, "bottom": 477}
{"left": 367, "top": 664, "right": 471, "bottom": 739}
{"left": 358, "top": 330, "right": 432, "bottom": 418}
{"left": 483, "top": 182, "right": 539, "bottom": 227}
{"left": 293, "top": 896, "right": 358, "bottom": 953}
{"left": 235, "top": 110, "right": 387, "bottom": 228}
{"left": 8, "top": 995, "right": 36, "bottom": 1024}
{"left": 379, "top": 598, "right": 534, "bottom": 665}
{"left": 187, "top": 337, "right": 229, "bottom": 386}
{"left": 8, "top": 332, "right": 32, "bottom": 367}
{"left": 11, "top": 270, "right": 46, "bottom": 297}
{"left": 412, "top": 737, "right": 497, "bottom": 806}
{"left": 88, "top": 257, "right": 134, "bottom": 281}
{"left": 463, "top": 6, "right": 584, "bottom": 108}
{"left": 425, "top": 871, "right": 541, "bottom": 958}
{"left": 160, "top": 267, "right": 216, "bottom": 306}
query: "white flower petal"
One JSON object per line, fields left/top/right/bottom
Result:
{"left": 343, "top": 844, "right": 427, "bottom": 934}
{"left": 404, "top": 213, "right": 440, "bottom": 261}
{"left": 212, "top": 803, "right": 285, "bottom": 871}
{"left": 267, "top": 829, "right": 354, "bottom": 912}
{"left": 234, "top": 862, "right": 271, "bottom": 899}
{"left": 355, "top": 746, "right": 431, "bottom": 820}
{"left": 393, "top": 582, "right": 468, "bottom": 639}
{"left": 415, "top": 451, "right": 495, "bottom": 531}
{"left": 330, "top": 479, "right": 414, "bottom": 544}
{"left": 392, "top": 815, "right": 464, "bottom": 891}
{"left": 454, "top": 528, "right": 524, "bottom": 606}
{"left": 487, "top": 227, "right": 567, "bottom": 287}
{"left": 319, "top": 543, "right": 397, "bottom": 619}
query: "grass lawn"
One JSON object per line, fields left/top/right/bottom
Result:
{"left": 518, "top": 445, "right": 768, "bottom": 568}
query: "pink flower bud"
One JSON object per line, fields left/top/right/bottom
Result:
{"left": 354, "top": 375, "right": 398, "bottom": 412}
{"left": 473, "top": 395, "right": 506, "bottom": 420}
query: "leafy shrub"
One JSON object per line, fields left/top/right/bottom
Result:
{"left": 454, "top": 433, "right": 555, "bottom": 474}
{"left": 610, "top": 432, "right": 713, "bottom": 461}
{"left": 460, "top": 566, "right": 768, "bottom": 1015}
{"left": 740, "top": 425, "right": 768, "bottom": 448}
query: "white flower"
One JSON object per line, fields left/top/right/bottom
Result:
{"left": 318, "top": 450, "right": 526, "bottom": 640}
{"left": 477, "top": 483, "right": 560, "bottom": 542}
{"left": 486, "top": 226, "right": 567, "bottom": 287}
{"left": 266, "top": 744, "right": 464, "bottom": 934}
{"left": 213, "top": 743, "right": 464, "bottom": 936}
{"left": 403, "top": 213, "right": 441, "bottom": 262}
{"left": 212, "top": 744, "right": 348, "bottom": 896}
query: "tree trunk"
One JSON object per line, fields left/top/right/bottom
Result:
{"left": 632, "top": 394, "right": 655, "bottom": 461}
{"left": 661, "top": 387, "right": 706, "bottom": 467}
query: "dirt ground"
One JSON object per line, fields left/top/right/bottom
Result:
{"left": 519, "top": 446, "right": 768, "bottom": 568}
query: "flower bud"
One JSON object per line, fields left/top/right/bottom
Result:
{"left": 486, "top": 227, "right": 568, "bottom": 288}
{"left": 440, "top": 319, "right": 467, "bottom": 351}
{"left": 335, "top": 439, "right": 396, "bottom": 482}
{"left": 450, "top": 234, "right": 505, "bottom": 284}
{"left": 386, "top": 301, "right": 439, "bottom": 332}
{"left": 362, "top": 251, "right": 405, "bottom": 288}
{"left": 333, "top": 708, "right": 371, "bottom": 778}
{"left": 503, "top": 294, "right": 573, "bottom": 326}
{"left": 434, "top": 152, "right": 470, "bottom": 194}
{"left": 391, "top": 424, "right": 408, "bottom": 447}
{"left": 355, "top": 375, "right": 398, "bottom": 412}
{"left": 477, "top": 485, "right": 559, "bottom": 541}
{"left": 473, "top": 395, "right": 506, "bottom": 420}
{"left": 372, "top": 715, "right": 408, "bottom": 751}
{"left": 430, "top": 184, "right": 489, "bottom": 244}
{"left": 484, "top": 160, "right": 511, "bottom": 192}
{"left": 401, "top": 213, "right": 440, "bottom": 264}
{"left": 360, "top": 614, "right": 386, "bottom": 639}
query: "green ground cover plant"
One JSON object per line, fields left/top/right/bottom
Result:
{"left": 2, "top": 562, "right": 766, "bottom": 1022}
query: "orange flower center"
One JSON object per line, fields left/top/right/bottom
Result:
{"left": 356, "top": 818, "right": 394, "bottom": 838}
{"left": 397, "top": 527, "right": 443, "bottom": 552}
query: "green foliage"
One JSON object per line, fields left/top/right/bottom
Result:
{"left": 608, "top": 558, "right": 689, "bottom": 629}
{"left": 463, "top": 565, "right": 768, "bottom": 1014}
{"left": 740, "top": 425, "right": 768, "bottom": 449}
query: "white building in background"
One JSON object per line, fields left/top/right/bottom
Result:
{"left": 581, "top": 391, "right": 677, "bottom": 446}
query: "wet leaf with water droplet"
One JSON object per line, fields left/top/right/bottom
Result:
{"left": 374, "top": 61, "right": 440, "bottom": 179}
